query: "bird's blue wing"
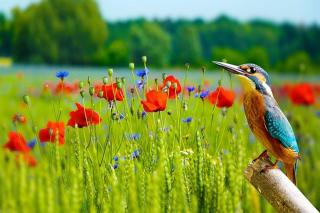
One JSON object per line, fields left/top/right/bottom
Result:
{"left": 264, "top": 107, "right": 299, "bottom": 153}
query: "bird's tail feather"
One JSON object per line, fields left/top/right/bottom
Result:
{"left": 285, "top": 163, "right": 297, "bottom": 185}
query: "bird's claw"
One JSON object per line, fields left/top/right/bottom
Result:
{"left": 260, "top": 163, "right": 278, "bottom": 173}
{"left": 253, "top": 150, "right": 270, "bottom": 162}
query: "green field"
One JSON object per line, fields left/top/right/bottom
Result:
{"left": 0, "top": 66, "right": 319, "bottom": 212}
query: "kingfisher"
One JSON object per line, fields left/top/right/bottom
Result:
{"left": 213, "top": 61, "right": 300, "bottom": 184}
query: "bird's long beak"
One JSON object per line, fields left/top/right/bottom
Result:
{"left": 212, "top": 61, "right": 246, "bottom": 76}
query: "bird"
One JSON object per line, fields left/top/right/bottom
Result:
{"left": 213, "top": 61, "right": 300, "bottom": 184}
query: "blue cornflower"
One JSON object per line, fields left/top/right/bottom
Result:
{"left": 132, "top": 150, "right": 140, "bottom": 159}
{"left": 182, "top": 117, "right": 192, "bottom": 123}
{"left": 316, "top": 111, "right": 320, "bottom": 118}
{"left": 113, "top": 163, "right": 119, "bottom": 169}
{"left": 119, "top": 113, "right": 125, "bottom": 120}
{"left": 28, "top": 139, "right": 37, "bottom": 149}
{"left": 194, "top": 93, "right": 199, "bottom": 98}
{"left": 136, "top": 79, "right": 145, "bottom": 89}
{"left": 187, "top": 86, "right": 195, "bottom": 93}
{"left": 200, "top": 90, "right": 210, "bottom": 99}
{"left": 126, "top": 133, "right": 140, "bottom": 141}
{"left": 56, "top": 70, "right": 69, "bottom": 80}
{"left": 114, "top": 156, "right": 119, "bottom": 161}
{"left": 141, "top": 111, "right": 147, "bottom": 118}
{"left": 135, "top": 68, "right": 149, "bottom": 78}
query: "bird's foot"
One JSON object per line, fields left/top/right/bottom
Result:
{"left": 253, "top": 150, "right": 270, "bottom": 162}
{"left": 260, "top": 160, "right": 279, "bottom": 173}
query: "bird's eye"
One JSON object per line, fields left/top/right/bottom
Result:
{"left": 240, "top": 65, "right": 256, "bottom": 74}
{"left": 246, "top": 67, "right": 256, "bottom": 74}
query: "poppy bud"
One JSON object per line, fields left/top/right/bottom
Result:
{"left": 89, "top": 87, "right": 95, "bottom": 96}
{"left": 162, "top": 73, "right": 167, "bottom": 80}
{"left": 23, "top": 95, "right": 30, "bottom": 105}
{"left": 80, "top": 90, "right": 85, "bottom": 98}
{"left": 108, "top": 68, "right": 113, "bottom": 77}
{"left": 142, "top": 56, "right": 147, "bottom": 63}
{"left": 98, "top": 90, "right": 104, "bottom": 98}
{"left": 102, "top": 77, "right": 108, "bottom": 85}
{"left": 166, "top": 81, "right": 171, "bottom": 88}
{"left": 154, "top": 78, "right": 158, "bottom": 85}
{"left": 173, "top": 83, "right": 177, "bottom": 89}
{"left": 79, "top": 81, "right": 84, "bottom": 89}
{"left": 116, "top": 82, "right": 122, "bottom": 89}
{"left": 129, "top": 63, "right": 135, "bottom": 70}
{"left": 167, "top": 110, "right": 172, "bottom": 116}
{"left": 115, "top": 77, "right": 120, "bottom": 84}
{"left": 87, "top": 76, "right": 91, "bottom": 85}
{"left": 185, "top": 63, "right": 190, "bottom": 69}
{"left": 121, "top": 77, "right": 126, "bottom": 84}
{"left": 130, "top": 88, "right": 135, "bottom": 94}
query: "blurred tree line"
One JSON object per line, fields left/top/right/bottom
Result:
{"left": 0, "top": 0, "right": 320, "bottom": 72}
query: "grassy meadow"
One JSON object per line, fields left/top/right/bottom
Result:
{"left": 0, "top": 64, "right": 319, "bottom": 213}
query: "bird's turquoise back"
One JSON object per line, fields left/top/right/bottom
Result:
{"left": 264, "top": 96, "right": 299, "bottom": 153}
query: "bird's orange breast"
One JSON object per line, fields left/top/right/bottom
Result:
{"left": 243, "top": 91, "right": 297, "bottom": 163}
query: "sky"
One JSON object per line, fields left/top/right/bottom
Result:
{"left": 1, "top": 0, "right": 320, "bottom": 24}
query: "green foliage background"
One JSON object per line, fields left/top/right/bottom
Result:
{"left": 0, "top": 0, "right": 320, "bottom": 72}
{"left": 0, "top": 72, "right": 319, "bottom": 212}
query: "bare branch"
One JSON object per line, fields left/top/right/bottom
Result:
{"left": 244, "top": 158, "right": 319, "bottom": 213}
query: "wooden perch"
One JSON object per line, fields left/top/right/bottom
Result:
{"left": 244, "top": 158, "right": 319, "bottom": 213}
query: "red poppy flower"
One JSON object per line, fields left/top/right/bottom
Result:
{"left": 289, "top": 83, "right": 315, "bottom": 106}
{"left": 39, "top": 121, "right": 65, "bottom": 145}
{"left": 16, "top": 153, "right": 37, "bottom": 167}
{"left": 141, "top": 90, "right": 168, "bottom": 112}
{"left": 4, "top": 132, "right": 30, "bottom": 153}
{"left": 43, "top": 83, "right": 50, "bottom": 92}
{"left": 208, "top": 86, "right": 236, "bottom": 108}
{"left": 67, "top": 103, "right": 101, "bottom": 128}
{"left": 162, "top": 75, "right": 182, "bottom": 99}
{"left": 312, "top": 83, "right": 320, "bottom": 97}
{"left": 12, "top": 114, "right": 27, "bottom": 124}
{"left": 54, "top": 82, "right": 76, "bottom": 95}
{"left": 95, "top": 83, "right": 124, "bottom": 101}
